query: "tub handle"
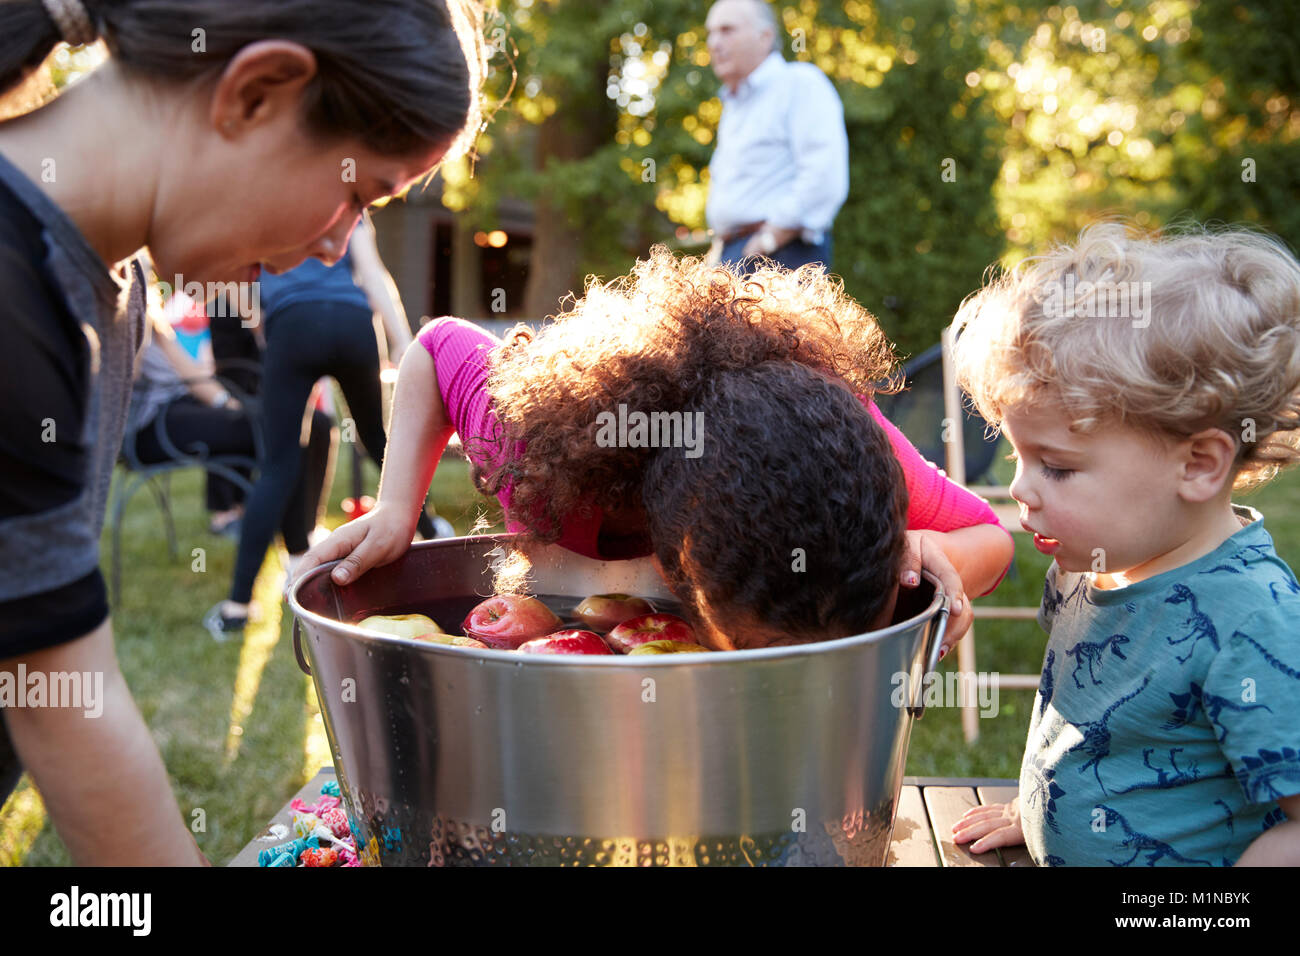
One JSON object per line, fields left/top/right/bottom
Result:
{"left": 293, "top": 617, "right": 312, "bottom": 676}
{"left": 908, "top": 597, "right": 950, "bottom": 720}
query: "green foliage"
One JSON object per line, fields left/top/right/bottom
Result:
{"left": 829, "top": 0, "right": 1005, "bottom": 356}
{"left": 456, "top": 0, "right": 1298, "bottom": 354}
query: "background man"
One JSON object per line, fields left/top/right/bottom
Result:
{"left": 705, "top": 0, "right": 849, "bottom": 271}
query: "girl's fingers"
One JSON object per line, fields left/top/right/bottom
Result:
{"left": 939, "top": 599, "right": 973, "bottom": 655}
{"left": 900, "top": 532, "right": 924, "bottom": 587}
{"left": 330, "top": 534, "right": 377, "bottom": 585}
{"left": 292, "top": 534, "right": 355, "bottom": 587}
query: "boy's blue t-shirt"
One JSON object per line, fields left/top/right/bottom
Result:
{"left": 1020, "top": 505, "right": 1300, "bottom": 866}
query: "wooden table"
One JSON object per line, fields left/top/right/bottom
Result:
{"left": 890, "top": 776, "right": 1035, "bottom": 867}
{"left": 230, "top": 769, "right": 1033, "bottom": 867}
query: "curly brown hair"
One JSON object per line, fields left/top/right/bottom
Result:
{"left": 643, "top": 362, "right": 910, "bottom": 648}
{"left": 473, "top": 246, "right": 901, "bottom": 539}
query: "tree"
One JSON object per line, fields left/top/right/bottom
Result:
{"left": 445, "top": 0, "right": 1299, "bottom": 352}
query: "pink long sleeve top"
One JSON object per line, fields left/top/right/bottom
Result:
{"left": 419, "top": 318, "right": 1012, "bottom": 595}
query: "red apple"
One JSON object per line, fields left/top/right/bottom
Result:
{"left": 462, "top": 595, "right": 562, "bottom": 650}
{"left": 518, "top": 630, "right": 614, "bottom": 655}
{"left": 419, "top": 633, "right": 488, "bottom": 649}
{"left": 627, "top": 640, "right": 711, "bottom": 656}
{"left": 573, "top": 593, "right": 656, "bottom": 632}
{"left": 605, "top": 613, "right": 699, "bottom": 654}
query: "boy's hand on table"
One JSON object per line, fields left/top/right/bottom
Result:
{"left": 900, "top": 530, "right": 971, "bottom": 655}
{"left": 290, "top": 503, "right": 417, "bottom": 590}
{"left": 952, "top": 797, "right": 1024, "bottom": 854}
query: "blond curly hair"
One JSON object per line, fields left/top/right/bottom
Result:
{"left": 951, "top": 222, "right": 1300, "bottom": 490}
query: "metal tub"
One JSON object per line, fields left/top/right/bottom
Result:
{"left": 289, "top": 535, "right": 948, "bottom": 866}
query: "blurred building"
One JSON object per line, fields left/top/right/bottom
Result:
{"left": 369, "top": 176, "right": 534, "bottom": 332}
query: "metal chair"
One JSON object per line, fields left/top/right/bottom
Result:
{"left": 109, "top": 361, "right": 265, "bottom": 605}
{"left": 874, "top": 341, "right": 1002, "bottom": 486}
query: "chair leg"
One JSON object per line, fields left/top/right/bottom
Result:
{"left": 959, "top": 622, "right": 980, "bottom": 743}
{"left": 110, "top": 471, "right": 152, "bottom": 606}
{"left": 145, "top": 474, "right": 179, "bottom": 560}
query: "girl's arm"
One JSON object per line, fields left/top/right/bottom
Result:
{"left": 296, "top": 341, "right": 455, "bottom": 586}
{"left": 865, "top": 400, "right": 1015, "bottom": 650}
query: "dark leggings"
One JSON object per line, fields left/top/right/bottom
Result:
{"left": 133, "top": 396, "right": 330, "bottom": 548}
{"left": 229, "top": 301, "right": 432, "bottom": 603}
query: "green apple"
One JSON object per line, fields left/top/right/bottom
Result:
{"left": 627, "top": 640, "right": 710, "bottom": 656}
{"left": 358, "top": 613, "right": 443, "bottom": 639}
{"left": 421, "top": 634, "right": 488, "bottom": 649}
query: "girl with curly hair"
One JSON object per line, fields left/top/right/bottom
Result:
{"left": 300, "top": 249, "right": 1013, "bottom": 651}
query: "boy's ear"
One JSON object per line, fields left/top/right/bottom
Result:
{"left": 1178, "top": 428, "right": 1239, "bottom": 502}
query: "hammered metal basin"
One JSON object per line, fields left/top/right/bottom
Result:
{"left": 289, "top": 535, "right": 948, "bottom": 866}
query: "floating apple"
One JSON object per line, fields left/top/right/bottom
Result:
{"left": 573, "top": 593, "right": 656, "bottom": 632}
{"left": 627, "top": 640, "right": 711, "bottom": 656}
{"left": 419, "top": 633, "right": 488, "bottom": 649}
{"left": 605, "top": 613, "right": 699, "bottom": 654}
{"left": 358, "top": 613, "right": 443, "bottom": 640}
{"left": 518, "top": 630, "right": 615, "bottom": 655}
{"left": 463, "top": 595, "right": 562, "bottom": 650}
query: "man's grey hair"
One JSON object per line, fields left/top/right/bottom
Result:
{"left": 741, "top": 0, "right": 781, "bottom": 52}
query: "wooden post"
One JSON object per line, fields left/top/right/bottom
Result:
{"left": 941, "top": 327, "right": 980, "bottom": 744}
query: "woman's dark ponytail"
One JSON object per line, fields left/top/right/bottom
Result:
{"left": 1, "top": 0, "right": 484, "bottom": 158}
{"left": 0, "top": 0, "right": 66, "bottom": 100}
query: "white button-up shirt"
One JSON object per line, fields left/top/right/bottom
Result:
{"left": 706, "top": 52, "right": 849, "bottom": 242}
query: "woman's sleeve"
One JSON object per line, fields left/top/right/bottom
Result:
{"left": 865, "top": 399, "right": 1014, "bottom": 595}
{"left": 0, "top": 237, "right": 109, "bottom": 657}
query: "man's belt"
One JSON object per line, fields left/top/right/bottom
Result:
{"left": 717, "top": 222, "right": 765, "bottom": 244}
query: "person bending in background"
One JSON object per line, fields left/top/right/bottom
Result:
{"left": 205, "top": 214, "right": 451, "bottom": 637}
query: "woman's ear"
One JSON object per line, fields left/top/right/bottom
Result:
{"left": 209, "top": 40, "right": 318, "bottom": 138}
{"left": 1178, "top": 427, "right": 1240, "bottom": 503}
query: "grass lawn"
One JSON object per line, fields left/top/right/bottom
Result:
{"left": 5, "top": 437, "right": 1300, "bottom": 865}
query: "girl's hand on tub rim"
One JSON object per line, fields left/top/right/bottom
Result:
{"left": 899, "top": 529, "right": 970, "bottom": 655}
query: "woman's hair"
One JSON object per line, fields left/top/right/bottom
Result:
{"left": 0, "top": 0, "right": 485, "bottom": 157}
{"left": 474, "top": 246, "right": 901, "bottom": 541}
{"left": 951, "top": 222, "right": 1300, "bottom": 490}
{"left": 643, "top": 362, "right": 909, "bottom": 647}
